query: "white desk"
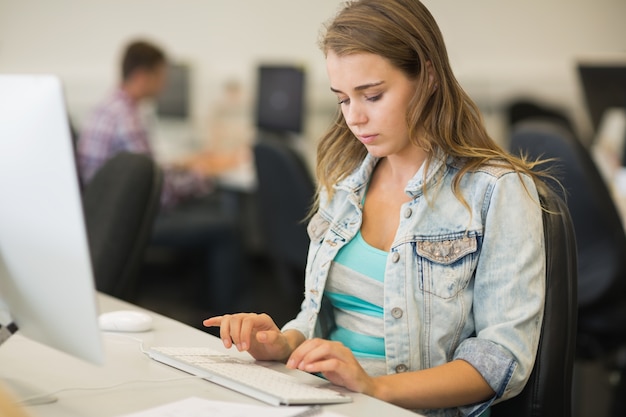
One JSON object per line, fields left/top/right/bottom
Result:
{"left": 0, "top": 294, "right": 419, "bottom": 417}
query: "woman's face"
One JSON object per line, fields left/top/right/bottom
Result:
{"left": 326, "top": 50, "right": 420, "bottom": 159}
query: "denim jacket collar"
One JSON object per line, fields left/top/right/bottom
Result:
{"left": 332, "top": 150, "right": 449, "bottom": 200}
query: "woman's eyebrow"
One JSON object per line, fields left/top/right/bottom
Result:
{"left": 330, "top": 81, "right": 385, "bottom": 94}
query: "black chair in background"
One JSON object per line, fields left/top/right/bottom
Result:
{"left": 506, "top": 99, "right": 578, "bottom": 140}
{"left": 82, "top": 152, "right": 163, "bottom": 301}
{"left": 252, "top": 137, "right": 316, "bottom": 301}
{"left": 491, "top": 183, "right": 578, "bottom": 417}
{"left": 509, "top": 119, "right": 626, "bottom": 416}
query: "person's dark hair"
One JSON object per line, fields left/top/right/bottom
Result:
{"left": 121, "top": 40, "right": 166, "bottom": 81}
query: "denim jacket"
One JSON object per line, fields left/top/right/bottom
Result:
{"left": 282, "top": 152, "right": 545, "bottom": 417}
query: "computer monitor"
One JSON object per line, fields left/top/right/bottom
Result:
{"left": 578, "top": 63, "right": 626, "bottom": 133}
{"left": 0, "top": 75, "right": 104, "bottom": 369}
{"left": 254, "top": 65, "right": 306, "bottom": 134}
{"left": 156, "top": 62, "right": 191, "bottom": 119}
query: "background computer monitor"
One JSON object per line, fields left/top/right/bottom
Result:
{"left": 578, "top": 63, "right": 626, "bottom": 133}
{"left": 156, "top": 62, "right": 191, "bottom": 119}
{"left": 0, "top": 75, "right": 104, "bottom": 367}
{"left": 254, "top": 65, "right": 306, "bottom": 134}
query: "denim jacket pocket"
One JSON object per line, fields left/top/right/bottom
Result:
{"left": 416, "top": 234, "right": 479, "bottom": 299}
{"left": 307, "top": 212, "right": 330, "bottom": 243}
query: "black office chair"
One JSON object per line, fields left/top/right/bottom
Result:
{"left": 509, "top": 119, "right": 626, "bottom": 416}
{"left": 252, "top": 137, "right": 316, "bottom": 300}
{"left": 509, "top": 120, "right": 626, "bottom": 349}
{"left": 82, "top": 152, "right": 163, "bottom": 301}
{"left": 491, "top": 182, "right": 578, "bottom": 417}
{"left": 505, "top": 99, "right": 577, "bottom": 140}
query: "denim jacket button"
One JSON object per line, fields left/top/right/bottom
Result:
{"left": 391, "top": 307, "right": 403, "bottom": 319}
{"left": 403, "top": 208, "right": 412, "bottom": 218}
{"left": 395, "top": 364, "right": 408, "bottom": 373}
{"left": 391, "top": 252, "right": 400, "bottom": 263}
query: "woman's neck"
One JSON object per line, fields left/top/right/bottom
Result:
{"left": 378, "top": 147, "right": 428, "bottom": 188}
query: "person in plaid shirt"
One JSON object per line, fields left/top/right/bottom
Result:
{"left": 77, "top": 40, "right": 244, "bottom": 313}
{"left": 76, "top": 40, "right": 240, "bottom": 208}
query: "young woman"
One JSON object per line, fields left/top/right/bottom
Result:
{"left": 204, "top": 1, "right": 546, "bottom": 415}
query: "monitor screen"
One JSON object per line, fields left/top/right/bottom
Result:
{"left": 254, "top": 65, "right": 306, "bottom": 134}
{"left": 156, "top": 62, "right": 191, "bottom": 119}
{"left": 0, "top": 75, "right": 103, "bottom": 366}
{"left": 578, "top": 64, "right": 626, "bottom": 132}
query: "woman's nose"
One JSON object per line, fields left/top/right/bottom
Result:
{"left": 344, "top": 103, "right": 367, "bottom": 126}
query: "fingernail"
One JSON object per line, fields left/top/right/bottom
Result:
{"left": 287, "top": 359, "right": 295, "bottom": 368}
{"left": 236, "top": 343, "right": 242, "bottom": 351}
{"left": 241, "top": 342, "right": 248, "bottom": 351}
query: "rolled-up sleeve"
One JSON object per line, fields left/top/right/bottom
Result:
{"left": 456, "top": 172, "right": 545, "bottom": 415}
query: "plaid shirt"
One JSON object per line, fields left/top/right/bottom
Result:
{"left": 77, "top": 88, "right": 211, "bottom": 208}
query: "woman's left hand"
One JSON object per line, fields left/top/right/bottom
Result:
{"left": 286, "top": 338, "right": 375, "bottom": 394}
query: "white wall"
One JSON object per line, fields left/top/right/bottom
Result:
{"left": 425, "top": 0, "right": 626, "bottom": 142}
{"left": 1, "top": 0, "right": 625, "bottom": 144}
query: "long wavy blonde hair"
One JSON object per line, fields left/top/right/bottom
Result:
{"left": 315, "top": 0, "right": 546, "bottom": 209}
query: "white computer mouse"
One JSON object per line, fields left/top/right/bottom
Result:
{"left": 98, "top": 310, "right": 153, "bottom": 332}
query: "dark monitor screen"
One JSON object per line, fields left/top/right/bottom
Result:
{"left": 578, "top": 64, "right": 626, "bottom": 132}
{"left": 255, "top": 65, "right": 305, "bottom": 134}
{"left": 156, "top": 62, "right": 190, "bottom": 119}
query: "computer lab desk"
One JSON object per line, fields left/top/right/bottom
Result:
{"left": 0, "top": 293, "right": 420, "bottom": 417}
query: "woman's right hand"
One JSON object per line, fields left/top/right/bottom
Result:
{"left": 203, "top": 313, "right": 303, "bottom": 362}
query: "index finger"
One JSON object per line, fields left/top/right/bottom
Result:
{"left": 203, "top": 316, "right": 223, "bottom": 327}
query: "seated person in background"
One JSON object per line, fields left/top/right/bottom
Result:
{"left": 591, "top": 107, "right": 626, "bottom": 184}
{"left": 205, "top": 0, "right": 548, "bottom": 415}
{"left": 77, "top": 39, "right": 245, "bottom": 313}
{"left": 77, "top": 39, "right": 244, "bottom": 207}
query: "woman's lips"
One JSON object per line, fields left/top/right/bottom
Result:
{"left": 358, "top": 134, "right": 378, "bottom": 144}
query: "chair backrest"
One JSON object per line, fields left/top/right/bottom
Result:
{"left": 492, "top": 183, "right": 578, "bottom": 417}
{"left": 506, "top": 99, "right": 576, "bottom": 138}
{"left": 82, "top": 152, "right": 162, "bottom": 300}
{"left": 252, "top": 137, "right": 316, "bottom": 276}
{"left": 509, "top": 119, "right": 626, "bottom": 355}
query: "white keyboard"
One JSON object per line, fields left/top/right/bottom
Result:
{"left": 147, "top": 346, "right": 352, "bottom": 406}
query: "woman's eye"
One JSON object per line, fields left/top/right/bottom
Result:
{"left": 337, "top": 93, "right": 381, "bottom": 105}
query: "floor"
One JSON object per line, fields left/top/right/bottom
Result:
{"left": 134, "top": 250, "right": 302, "bottom": 339}
{"left": 132, "top": 188, "right": 303, "bottom": 337}
{"left": 573, "top": 360, "right": 615, "bottom": 417}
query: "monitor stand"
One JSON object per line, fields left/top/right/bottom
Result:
{"left": 1, "top": 377, "right": 57, "bottom": 406}
{"left": 0, "top": 323, "right": 57, "bottom": 405}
